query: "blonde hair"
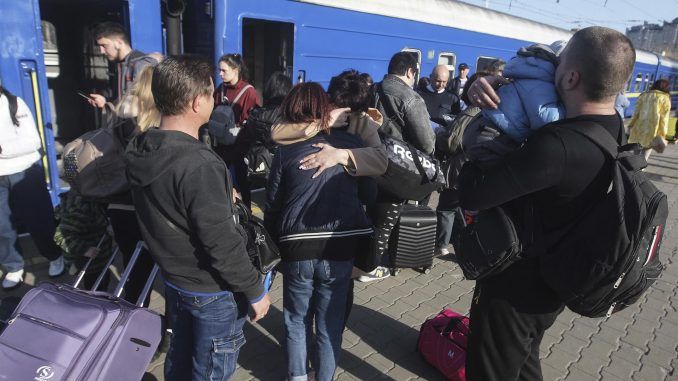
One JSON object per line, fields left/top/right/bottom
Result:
{"left": 117, "top": 64, "right": 161, "bottom": 132}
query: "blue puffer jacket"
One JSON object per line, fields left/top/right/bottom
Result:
{"left": 264, "top": 127, "right": 372, "bottom": 261}
{"left": 483, "top": 46, "right": 565, "bottom": 142}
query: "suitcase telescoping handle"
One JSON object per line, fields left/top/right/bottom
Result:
{"left": 73, "top": 234, "right": 113, "bottom": 289}
{"left": 113, "top": 241, "right": 160, "bottom": 308}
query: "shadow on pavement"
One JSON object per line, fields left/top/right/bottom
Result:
{"left": 236, "top": 303, "right": 443, "bottom": 380}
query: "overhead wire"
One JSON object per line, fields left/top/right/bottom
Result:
{"left": 456, "top": 0, "right": 670, "bottom": 30}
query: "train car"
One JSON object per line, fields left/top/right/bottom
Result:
{"left": 1, "top": 0, "right": 676, "bottom": 203}
{"left": 625, "top": 51, "right": 678, "bottom": 118}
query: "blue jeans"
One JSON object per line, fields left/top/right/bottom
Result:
{"left": 164, "top": 286, "right": 248, "bottom": 381}
{"left": 0, "top": 163, "right": 61, "bottom": 272}
{"left": 283, "top": 259, "right": 353, "bottom": 381}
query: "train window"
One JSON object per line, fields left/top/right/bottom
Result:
{"left": 438, "top": 52, "right": 456, "bottom": 78}
{"left": 402, "top": 48, "right": 422, "bottom": 84}
{"left": 644, "top": 74, "right": 651, "bottom": 91}
{"left": 42, "top": 21, "right": 60, "bottom": 78}
{"left": 634, "top": 74, "right": 643, "bottom": 92}
{"left": 649, "top": 74, "right": 655, "bottom": 87}
{"left": 476, "top": 56, "right": 498, "bottom": 73}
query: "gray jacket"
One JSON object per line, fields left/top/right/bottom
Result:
{"left": 375, "top": 75, "right": 435, "bottom": 154}
{"left": 119, "top": 50, "right": 159, "bottom": 101}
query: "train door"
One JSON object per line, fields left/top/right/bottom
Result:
{"left": 0, "top": 0, "right": 60, "bottom": 204}
{"left": 242, "top": 18, "right": 295, "bottom": 97}
{"left": 7, "top": 0, "right": 161, "bottom": 203}
{"left": 38, "top": 0, "right": 161, "bottom": 142}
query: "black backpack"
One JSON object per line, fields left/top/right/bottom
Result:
{"left": 539, "top": 122, "right": 667, "bottom": 318}
{"left": 207, "top": 102, "right": 237, "bottom": 146}
{"left": 242, "top": 106, "right": 279, "bottom": 185}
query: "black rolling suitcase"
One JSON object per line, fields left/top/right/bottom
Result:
{"left": 389, "top": 202, "right": 437, "bottom": 275}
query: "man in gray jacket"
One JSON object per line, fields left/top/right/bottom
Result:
{"left": 359, "top": 52, "right": 435, "bottom": 282}
{"left": 375, "top": 52, "right": 435, "bottom": 154}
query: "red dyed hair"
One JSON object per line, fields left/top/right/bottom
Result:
{"left": 280, "top": 82, "right": 332, "bottom": 131}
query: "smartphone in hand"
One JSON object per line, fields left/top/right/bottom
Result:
{"left": 77, "top": 92, "right": 93, "bottom": 101}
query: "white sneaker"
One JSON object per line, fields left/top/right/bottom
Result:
{"left": 357, "top": 266, "right": 391, "bottom": 282}
{"left": 435, "top": 246, "right": 450, "bottom": 257}
{"left": 2, "top": 269, "right": 24, "bottom": 289}
{"left": 49, "top": 255, "right": 65, "bottom": 277}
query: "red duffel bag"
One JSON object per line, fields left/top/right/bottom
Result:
{"left": 417, "top": 308, "right": 469, "bottom": 380}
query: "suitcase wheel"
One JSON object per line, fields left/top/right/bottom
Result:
{"left": 391, "top": 268, "right": 401, "bottom": 276}
{"left": 423, "top": 267, "right": 431, "bottom": 275}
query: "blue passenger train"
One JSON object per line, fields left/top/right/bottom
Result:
{"left": 1, "top": 0, "right": 677, "bottom": 204}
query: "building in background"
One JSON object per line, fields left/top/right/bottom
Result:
{"left": 627, "top": 18, "right": 678, "bottom": 60}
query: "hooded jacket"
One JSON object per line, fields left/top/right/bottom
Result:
{"left": 628, "top": 90, "right": 672, "bottom": 148}
{"left": 125, "top": 128, "right": 263, "bottom": 299}
{"left": 265, "top": 122, "right": 373, "bottom": 262}
{"left": 483, "top": 44, "right": 565, "bottom": 142}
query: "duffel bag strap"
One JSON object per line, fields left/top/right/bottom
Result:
{"left": 442, "top": 316, "right": 467, "bottom": 336}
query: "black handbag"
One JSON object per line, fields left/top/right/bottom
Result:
{"left": 233, "top": 202, "right": 281, "bottom": 274}
{"left": 374, "top": 84, "right": 445, "bottom": 201}
{"left": 455, "top": 206, "right": 523, "bottom": 280}
{"left": 377, "top": 132, "right": 446, "bottom": 201}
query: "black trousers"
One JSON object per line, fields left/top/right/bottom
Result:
{"left": 107, "top": 208, "right": 155, "bottom": 306}
{"left": 466, "top": 259, "right": 564, "bottom": 381}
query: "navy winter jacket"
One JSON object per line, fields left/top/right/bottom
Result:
{"left": 264, "top": 130, "right": 372, "bottom": 262}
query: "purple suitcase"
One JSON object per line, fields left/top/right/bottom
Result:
{"left": 0, "top": 240, "right": 161, "bottom": 381}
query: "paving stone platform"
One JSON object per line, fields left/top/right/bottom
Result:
{"left": 3, "top": 145, "right": 678, "bottom": 381}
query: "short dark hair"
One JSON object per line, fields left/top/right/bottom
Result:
{"left": 151, "top": 55, "right": 213, "bottom": 116}
{"left": 280, "top": 82, "right": 332, "bottom": 131}
{"left": 263, "top": 72, "right": 293, "bottom": 105}
{"left": 388, "top": 52, "right": 418, "bottom": 76}
{"left": 566, "top": 26, "right": 636, "bottom": 101}
{"left": 359, "top": 72, "right": 374, "bottom": 86}
{"left": 93, "top": 22, "right": 130, "bottom": 45}
{"left": 328, "top": 70, "right": 371, "bottom": 113}
{"left": 218, "top": 53, "right": 248, "bottom": 81}
{"left": 650, "top": 78, "right": 670, "bottom": 94}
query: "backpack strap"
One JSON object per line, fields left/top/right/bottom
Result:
{"left": 375, "top": 82, "right": 405, "bottom": 138}
{"left": 566, "top": 121, "right": 620, "bottom": 159}
{"left": 232, "top": 84, "right": 253, "bottom": 105}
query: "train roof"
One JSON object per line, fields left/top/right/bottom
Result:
{"left": 659, "top": 57, "right": 678, "bottom": 69}
{"left": 296, "top": 0, "right": 574, "bottom": 44}
{"left": 636, "top": 50, "right": 659, "bottom": 66}
{"left": 296, "top": 0, "right": 678, "bottom": 70}
{"left": 636, "top": 51, "right": 678, "bottom": 70}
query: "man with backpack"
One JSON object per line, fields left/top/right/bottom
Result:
{"left": 88, "top": 22, "right": 158, "bottom": 108}
{"left": 458, "top": 27, "right": 639, "bottom": 380}
{"left": 359, "top": 52, "right": 435, "bottom": 282}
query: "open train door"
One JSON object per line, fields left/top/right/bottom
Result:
{"left": 0, "top": 0, "right": 60, "bottom": 205}
{"left": 0, "top": 0, "right": 162, "bottom": 205}
{"left": 242, "top": 18, "right": 295, "bottom": 94}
